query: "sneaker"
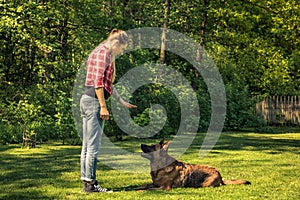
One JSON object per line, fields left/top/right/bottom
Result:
{"left": 83, "top": 181, "right": 113, "bottom": 193}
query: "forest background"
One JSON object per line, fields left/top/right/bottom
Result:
{"left": 0, "top": 0, "right": 299, "bottom": 144}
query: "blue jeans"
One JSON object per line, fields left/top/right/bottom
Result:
{"left": 80, "top": 94, "right": 104, "bottom": 182}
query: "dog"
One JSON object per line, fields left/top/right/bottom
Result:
{"left": 139, "top": 139, "right": 250, "bottom": 190}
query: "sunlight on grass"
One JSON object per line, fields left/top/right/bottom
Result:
{"left": 0, "top": 132, "right": 299, "bottom": 199}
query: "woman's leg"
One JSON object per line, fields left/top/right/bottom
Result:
{"left": 80, "top": 95, "right": 104, "bottom": 182}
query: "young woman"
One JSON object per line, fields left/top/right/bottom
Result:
{"left": 80, "top": 29, "right": 137, "bottom": 193}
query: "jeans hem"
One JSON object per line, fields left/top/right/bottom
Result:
{"left": 81, "top": 177, "right": 94, "bottom": 183}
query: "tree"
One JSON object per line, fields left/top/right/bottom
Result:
{"left": 1, "top": 0, "right": 299, "bottom": 144}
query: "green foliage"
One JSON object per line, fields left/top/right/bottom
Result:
{"left": 0, "top": 0, "right": 299, "bottom": 143}
{"left": 54, "top": 88, "right": 78, "bottom": 144}
{"left": 209, "top": 0, "right": 300, "bottom": 95}
{"left": 0, "top": 83, "right": 55, "bottom": 144}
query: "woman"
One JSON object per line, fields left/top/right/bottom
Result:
{"left": 80, "top": 29, "right": 137, "bottom": 193}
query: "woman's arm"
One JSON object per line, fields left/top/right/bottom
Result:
{"left": 95, "top": 87, "right": 110, "bottom": 120}
{"left": 112, "top": 87, "right": 137, "bottom": 109}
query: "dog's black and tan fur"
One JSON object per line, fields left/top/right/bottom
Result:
{"left": 139, "top": 139, "right": 250, "bottom": 190}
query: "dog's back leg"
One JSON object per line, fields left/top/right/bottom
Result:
{"left": 202, "top": 173, "right": 223, "bottom": 187}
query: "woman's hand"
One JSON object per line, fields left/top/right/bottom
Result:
{"left": 100, "top": 106, "right": 110, "bottom": 120}
{"left": 120, "top": 98, "right": 137, "bottom": 109}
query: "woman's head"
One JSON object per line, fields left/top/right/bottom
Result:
{"left": 107, "top": 29, "right": 129, "bottom": 55}
{"left": 108, "top": 29, "right": 129, "bottom": 45}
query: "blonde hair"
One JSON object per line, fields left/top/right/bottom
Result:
{"left": 108, "top": 29, "right": 129, "bottom": 45}
{"left": 111, "top": 55, "right": 116, "bottom": 83}
{"left": 107, "top": 29, "right": 128, "bottom": 83}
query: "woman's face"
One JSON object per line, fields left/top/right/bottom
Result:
{"left": 111, "top": 42, "right": 127, "bottom": 56}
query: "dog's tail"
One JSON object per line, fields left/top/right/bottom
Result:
{"left": 222, "top": 180, "right": 251, "bottom": 185}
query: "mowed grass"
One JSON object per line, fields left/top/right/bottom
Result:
{"left": 0, "top": 131, "right": 299, "bottom": 200}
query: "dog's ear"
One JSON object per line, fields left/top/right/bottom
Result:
{"left": 159, "top": 138, "right": 165, "bottom": 145}
{"left": 162, "top": 141, "right": 171, "bottom": 151}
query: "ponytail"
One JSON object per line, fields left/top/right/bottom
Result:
{"left": 106, "top": 29, "right": 128, "bottom": 83}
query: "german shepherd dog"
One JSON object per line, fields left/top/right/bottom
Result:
{"left": 139, "top": 139, "right": 250, "bottom": 190}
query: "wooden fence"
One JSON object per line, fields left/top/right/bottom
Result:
{"left": 256, "top": 96, "right": 300, "bottom": 126}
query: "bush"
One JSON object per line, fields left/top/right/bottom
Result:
{"left": 224, "top": 74, "right": 262, "bottom": 130}
{"left": 0, "top": 123, "right": 23, "bottom": 144}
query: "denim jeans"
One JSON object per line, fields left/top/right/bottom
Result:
{"left": 80, "top": 94, "right": 104, "bottom": 182}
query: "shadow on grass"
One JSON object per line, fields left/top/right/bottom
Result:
{"left": 2, "top": 191, "right": 56, "bottom": 200}
{"left": 0, "top": 131, "right": 299, "bottom": 198}
{"left": 191, "top": 131, "right": 299, "bottom": 154}
{"left": 0, "top": 144, "right": 103, "bottom": 199}
{"left": 0, "top": 145, "right": 17, "bottom": 153}
{"left": 112, "top": 185, "right": 142, "bottom": 192}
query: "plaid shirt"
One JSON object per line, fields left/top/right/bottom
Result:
{"left": 85, "top": 44, "right": 114, "bottom": 96}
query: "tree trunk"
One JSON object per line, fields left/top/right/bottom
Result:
{"left": 160, "top": 0, "right": 170, "bottom": 63}
{"left": 197, "top": 0, "right": 209, "bottom": 62}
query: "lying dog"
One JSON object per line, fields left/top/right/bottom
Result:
{"left": 139, "top": 139, "right": 250, "bottom": 190}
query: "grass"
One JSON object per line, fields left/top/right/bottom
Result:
{"left": 0, "top": 130, "right": 299, "bottom": 200}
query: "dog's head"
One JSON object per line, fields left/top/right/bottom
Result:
{"left": 141, "top": 139, "right": 186, "bottom": 172}
{"left": 141, "top": 138, "right": 171, "bottom": 160}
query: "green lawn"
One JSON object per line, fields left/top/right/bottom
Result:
{"left": 0, "top": 131, "right": 299, "bottom": 200}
